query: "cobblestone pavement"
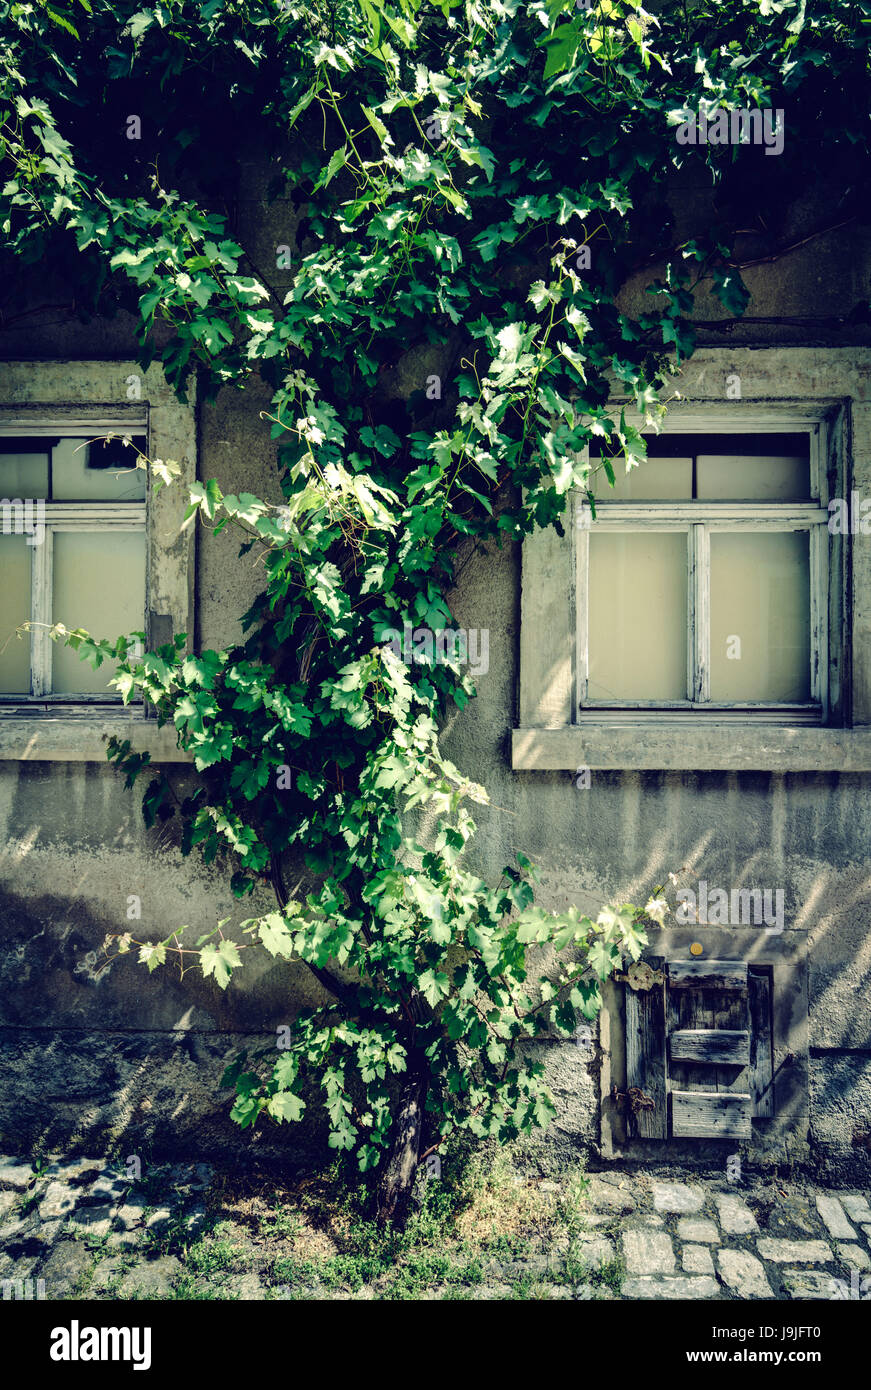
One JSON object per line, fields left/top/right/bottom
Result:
{"left": 1, "top": 1155, "right": 870, "bottom": 1300}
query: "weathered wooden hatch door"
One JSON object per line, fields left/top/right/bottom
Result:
{"left": 624, "top": 957, "right": 774, "bottom": 1139}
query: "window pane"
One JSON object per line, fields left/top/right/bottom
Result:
{"left": 51, "top": 531, "right": 145, "bottom": 693}
{"left": 0, "top": 535, "right": 32, "bottom": 693}
{"left": 0, "top": 450, "right": 49, "bottom": 498}
{"left": 588, "top": 532, "right": 687, "bottom": 700}
{"left": 710, "top": 532, "right": 811, "bottom": 702}
{"left": 698, "top": 453, "right": 809, "bottom": 500}
{"left": 52, "top": 437, "right": 147, "bottom": 501}
{"left": 594, "top": 456, "right": 693, "bottom": 500}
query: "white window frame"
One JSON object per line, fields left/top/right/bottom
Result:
{"left": 511, "top": 347, "right": 871, "bottom": 773}
{"left": 0, "top": 361, "right": 196, "bottom": 761}
{"left": 575, "top": 411, "right": 830, "bottom": 723}
{"left": 1, "top": 419, "right": 148, "bottom": 703}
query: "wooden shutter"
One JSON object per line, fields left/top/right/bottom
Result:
{"left": 625, "top": 955, "right": 667, "bottom": 1138}
{"left": 624, "top": 958, "right": 774, "bottom": 1139}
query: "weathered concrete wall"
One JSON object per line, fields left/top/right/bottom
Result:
{"left": 1, "top": 165, "right": 870, "bottom": 1181}
{"left": 0, "top": 759, "right": 328, "bottom": 1161}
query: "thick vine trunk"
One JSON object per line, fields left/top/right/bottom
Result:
{"left": 375, "top": 1054, "right": 428, "bottom": 1229}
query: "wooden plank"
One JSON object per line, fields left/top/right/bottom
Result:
{"left": 668, "top": 979, "right": 713, "bottom": 1095}
{"left": 713, "top": 987, "right": 750, "bottom": 1093}
{"left": 666, "top": 985, "right": 747, "bottom": 1093}
{"left": 625, "top": 973, "right": 667, "bottom": 1139}
{"left": 670, "top": 1030, "right": 750, "bottom": 1065}
{"left": 665, "top": 975, "right": 683, "bottom": 1103}
{"left": 668, "top": 960, "right": 748, "bottom": 990}
{"left": 749, "top": 969, "right": 775, "bottom": 1118}
{"left": 671, "top": 1091, "right": 752, "bottom": 1139}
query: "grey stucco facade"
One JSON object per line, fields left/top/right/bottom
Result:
{"left": 2, "top": 161, "right": 871, "bottom": 1183}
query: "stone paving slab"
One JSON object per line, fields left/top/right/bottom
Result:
{"left": 622, "top": 1275, "right": 720, "bottom": 1299}
{"left": 782, "top": 1269, "right": 842, "bottom": 1300}
{"left": 652, "top": 1181, "right": 705, "bottom": 1214}
{"left": 117, "top": 1256, "right": 184, "bottom": 1299}
{"left": 713, "top": 1193, "right": 758, "bottom": 1235}
{"left": 717, "top": 1249, "right": 773, "bottom": 1299}
{"left": 572, "top": 1236, "right": 614, "bottom": 1269}
{"left": 585, "top": 1177, "right": 635, "bottom": 1212}
{"left": 114, "top": 1200, "right": 148, "bottom": 1230}
{"left": 69, "top": 1204, "right": 114, "bottom": 1237}
{"left": 840, "top": 1195, "right": 871, "bottom": 1224}
{"left": 622, "top": 1229, "right": 675, "bottom": 1276}
{"left": 677, "top": 1218, "right": 719, "bottom": 1244}
{"left": 39, "top": 1182, "right": 78, "bottom": 1221}
{"left": 682, "top": 1244, "right": 715, "bottom": 1275}
{"left": 836, "top": 1243, "right": 870, "bottom": 1270}
{"left": 815, "top": 1195, "right": 856, "bottom": 1241}
{"left": 756, "top": 1238, "right": 833, "bottom": 1264}
{"left": 0, "top": 1160, "right": 35, "bottom": 1191}
{"left": 145, "top": 1207, "right": 175, "bottom": 1236}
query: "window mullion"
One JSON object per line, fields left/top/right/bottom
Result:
{"left": 30, "top": 526, "right": 53, "bottom": 696}
{"left": 690, "top": 522, "right": 710, "bottom": 703}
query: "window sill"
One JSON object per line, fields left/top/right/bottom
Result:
{"left": 511, "top": 724, "right": 871, "bottom": 772}
{"left": 0, "top": 714, "right": 190, "bottom": 763}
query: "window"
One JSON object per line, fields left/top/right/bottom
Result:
{"left": 513, "top": 354, "right": 871, "bottom": 771}
{"left": 0, "top": 425, "right": 147, "bottom": 702}
{"left": 0, "top": 361, "right": 195, "bottom": 760}
{"left": 577, "top": 430, "right": 829, "bottom": 720}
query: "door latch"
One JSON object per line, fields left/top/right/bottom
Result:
{"left": 611, "top": 1084, "right": 656, "bottom": 1115}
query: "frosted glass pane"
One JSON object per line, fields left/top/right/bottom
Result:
{"left": 588, "top": 532, "right": 687, "bottom": 700}
{"left": 0, "top": 535, "right": 32, "bottom": 693}
{"left": 0, "top": 452, "right": 49, "bottom": 498}
{"left": 697, "top": 454, "right": 808, "bottom": 500}
{"left": 710, "top": 532, "right": 810, "bottom": 701}
{"left": 52, "top": 438, "right": 147, "bottom": 501}
{"left": 595, "top": 455, "right": 692, "bottom": 500}
{"left": 51, "top": 531, "right": 145, "bottom": 693}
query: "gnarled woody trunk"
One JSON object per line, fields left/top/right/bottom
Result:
{"left": 272, "top": 861, "right": 432, "bottom": 1227}
{"left": 375, "top": 1050, "right": 429, "bottom": 1228}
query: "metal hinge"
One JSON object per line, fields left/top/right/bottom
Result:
{"left": 615, "top": 960, "right": 665, "bottom": 992}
